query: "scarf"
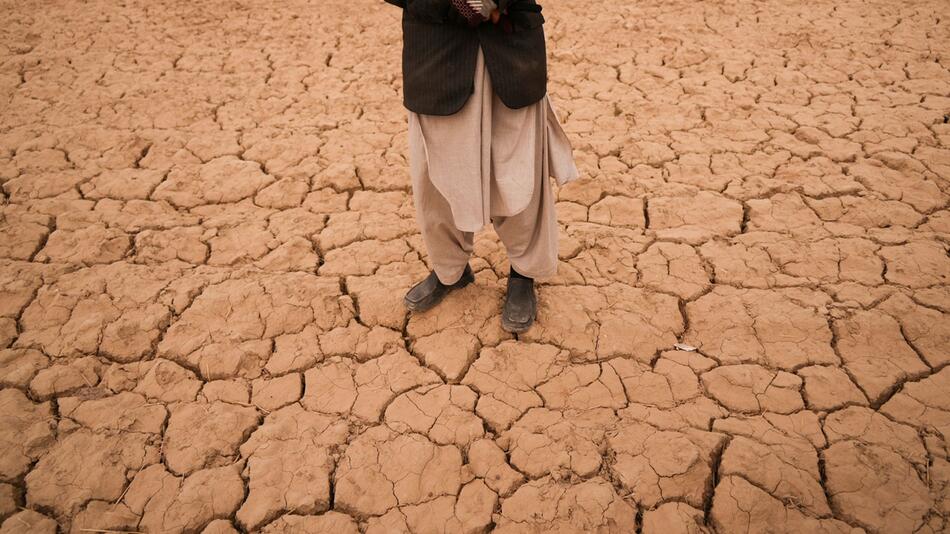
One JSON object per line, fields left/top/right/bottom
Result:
{"left": 450, "top": 0, "right": 498, "bottom": 27}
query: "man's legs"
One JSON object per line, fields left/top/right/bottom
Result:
{"left": 491, "top": 171, "right": 558, "bottom": 333}
{"left": 492, "top": 172, "right": 559, "bottom": 280}
{"left": 410, "top": 160, "right": 475, "bottom": 285}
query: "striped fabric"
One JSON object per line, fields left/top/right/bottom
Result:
{"left": 385, "top": 0, "right": 548, "bottom": 115}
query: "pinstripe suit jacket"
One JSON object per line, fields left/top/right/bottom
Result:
{"left": 383, "top": 0, "right": 547, "bottom": 116}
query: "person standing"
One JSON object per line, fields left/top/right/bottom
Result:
{"left": 384, "top": 0, "right": 579, "bottom": 333}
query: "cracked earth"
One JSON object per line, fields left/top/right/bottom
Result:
{"left": 0, "top": 0, "right": 948, "bottom": 532}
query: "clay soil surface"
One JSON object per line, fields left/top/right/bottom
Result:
{"left": 1, "top": 0, "right": 949, "bottom": 532}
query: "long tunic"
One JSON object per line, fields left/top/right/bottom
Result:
{"left": 407, "top": 43, "right": 579, "bottom": 233}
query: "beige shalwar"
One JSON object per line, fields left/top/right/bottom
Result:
{"left": 408, "top": 43, "right": 579, "bottom": 285}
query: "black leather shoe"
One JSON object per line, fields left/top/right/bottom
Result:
{"left": 502, "top": 275, "right": 537, "bottom": 333}
{"left": 404, "top": 264, "right": 475, "bottom": 312}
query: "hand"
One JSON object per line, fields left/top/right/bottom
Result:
{"left": 490, "top": 8, "right": 501, "bottom": 23}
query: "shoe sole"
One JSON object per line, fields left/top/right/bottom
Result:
{"left": 404, "top": 269, "right": 475, "bottom": 312}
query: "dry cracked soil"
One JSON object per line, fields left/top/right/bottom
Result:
{"left": 0, "top": 0, "right": 949, "bottom": 532}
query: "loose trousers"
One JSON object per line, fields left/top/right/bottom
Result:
{"left": 410, "top": 144, "right": 560, "bottom": 284}
{"left": 406, "top": 45, "right": 578, "bottom": 285}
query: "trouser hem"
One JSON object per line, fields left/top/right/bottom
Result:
{"left": 507, "top": 259, "right": 558, "bottom": 280}
{"left": 434, "top": 263, "right": 470, "bottom": 285}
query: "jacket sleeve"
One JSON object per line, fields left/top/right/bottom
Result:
{"left": 383, "top": 0, "right": 406, "bottom": 7}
